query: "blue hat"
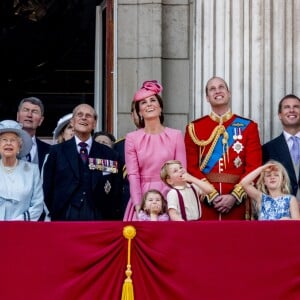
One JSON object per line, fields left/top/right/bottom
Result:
{"left": 53, "top": 113, "right": 73, "bottom": 142}
{"left": 0, "top": 120, "right": 33, "bottom": 158}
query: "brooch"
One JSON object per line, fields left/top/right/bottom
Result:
{"left": 104, "top": 180, "right": 111, "bottom": 194}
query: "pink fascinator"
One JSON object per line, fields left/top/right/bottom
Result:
{"left": 133, "top": 80, "right": 163, "bottom": 101}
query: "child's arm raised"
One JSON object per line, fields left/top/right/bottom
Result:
{"left": 181, "top": 172, "right": 214, "bottom": 195}
{"left": 239, "top": 163, "right": 275, "bottom": 203}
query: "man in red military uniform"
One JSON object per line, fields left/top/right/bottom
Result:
{"left": 185, "top": 77, "right": 262, "bottom": 220}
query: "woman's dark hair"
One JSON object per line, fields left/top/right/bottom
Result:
{"left": 93, "top": 131, "right": 116, "bottom": 143}
{"left": 135, "top": 94, "right": 164, "bottom": 128}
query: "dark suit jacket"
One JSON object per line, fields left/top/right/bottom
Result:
{"left": 114, "top": 137, "right": 125, "bottom": 166}
{"left": 262, "top": 133, "right": 299, "bottom": 196}
{"left": 43, "top": 137, "right": 123, "bottom": 220}
{"left": 36, "top": 138, "right": 51, "bottom": 171}
{"left": 114, "top": 137, "right": 130, "bottom": 215}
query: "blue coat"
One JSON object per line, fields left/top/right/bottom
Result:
{"left": 0, "top": 160, "right": 43, "bottom": 220}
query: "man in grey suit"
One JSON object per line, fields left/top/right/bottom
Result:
{"left": 17, "top": 96, "right": 50, "bottom": 172}
{"left": 262, "top": 94, "right": 300, "bottom": 200}
{"left": 43, "top": 103, "right": 123, "bottom": 220}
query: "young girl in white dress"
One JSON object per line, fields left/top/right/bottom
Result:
{"left": 240, "top": 160, "right": 300, "bottom": 220}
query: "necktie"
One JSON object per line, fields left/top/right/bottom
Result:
{"left": 79, "top": 142, "right": 88, "bottom": 163}
{"left": 290, "top": 136, "right": 300, "bottom": 164}
{"left": 26, "top": 153, "right": 31, "bottom": 162}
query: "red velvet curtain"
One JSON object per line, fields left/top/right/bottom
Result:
{"left": 1, "top": 221, "right": 300, "bottom": 300}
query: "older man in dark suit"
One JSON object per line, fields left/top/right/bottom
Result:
{"left": 43, "top": 103, "right": 123, "bottom": 221}
{"left": 262, "top": 94, "right": 300, "bottom": 200}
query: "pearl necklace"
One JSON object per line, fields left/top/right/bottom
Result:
{"left": 0, "top": 159, "right": 18, "bottom": 173}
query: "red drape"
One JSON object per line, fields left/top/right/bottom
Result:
{"left": 1, "top": 221, "right": 300, "bottom": 300}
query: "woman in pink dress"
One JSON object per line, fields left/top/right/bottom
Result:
{"left": 123, "top": 80, "right": 186, "bottom": 221}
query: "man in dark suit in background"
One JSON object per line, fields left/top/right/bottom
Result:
{"left": 17, "top": 97, "right": 50, "bottom": 171}
{"left": 114, "top": 101, "right": 140, "bottom": 217}
{"left": 262, "top": 94, "right": 300, "bottom": 201}
{"left": 43, "top": 103, "right": 123, "bottom": 220}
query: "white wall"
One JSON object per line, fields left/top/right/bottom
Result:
{"left": 192, "top": 0, "right": 300, "bottom": 144}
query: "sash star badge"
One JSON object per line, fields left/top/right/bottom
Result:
{"left": 234, "top": 156, "right": 242, "bottom": 168}
{"left": 104, "top": 180, "right": 111, "bottom": 194}
{"left": 233, "top": 141, "right": 244, "bottom": 154}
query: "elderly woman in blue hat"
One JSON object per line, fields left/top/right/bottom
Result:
{"left": 0, "top": 120, "right": 44, "bottom": 220}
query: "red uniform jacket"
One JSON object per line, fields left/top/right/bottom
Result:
{"left": 185, "top": 112, "right": 262, "bottom": 220}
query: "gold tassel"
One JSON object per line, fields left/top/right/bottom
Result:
{"left": 121, "top": 225, "right": 136, "bottom": 300}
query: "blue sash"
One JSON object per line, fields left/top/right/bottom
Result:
{"left": 202, "top": 117, "right": 250, "bottom": 174}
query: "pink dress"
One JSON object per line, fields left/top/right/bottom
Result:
{"left": 123, "top": 127, "right": 187, "bottom": 221}
{"left": 138, "top": 210, "right": 170, "bottom": 221}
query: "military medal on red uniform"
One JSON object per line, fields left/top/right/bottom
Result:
{"left": 233, "top": 128, "right": 243, "bottom": 168}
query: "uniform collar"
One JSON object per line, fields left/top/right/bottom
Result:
{"left": 209, "top": 110, "right": 233, "bottom": 124}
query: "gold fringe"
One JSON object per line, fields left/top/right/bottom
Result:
{"left": 121, "top": 226, "right": 136, "bottom": 300}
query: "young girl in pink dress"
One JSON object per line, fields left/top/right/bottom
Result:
{"left": 123, "top": 80, "right": 186, "bottom": 221}
{"left": 138, "top": 189, "right": 169, "bottom": 221}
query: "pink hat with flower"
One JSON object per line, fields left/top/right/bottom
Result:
{"left": 133, "top": 80, "right": 163, "bottom": 101}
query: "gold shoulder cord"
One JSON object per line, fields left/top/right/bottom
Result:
{"left": 188, "top": 123, "right": 229, "bottom": 171}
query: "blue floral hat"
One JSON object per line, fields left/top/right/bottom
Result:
{"left": 0, "top": 120, "right": 33, "bottom": 158}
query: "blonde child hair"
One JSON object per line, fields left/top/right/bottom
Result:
{"left": 256, "top": 160, "right": 291, "bottom": 194}
{"left": 160, "top": 160, "right": 182, "bottom": 187}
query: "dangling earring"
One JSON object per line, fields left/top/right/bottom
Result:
{"left": 140, "top": 116, "right": 143, "bottom": 121}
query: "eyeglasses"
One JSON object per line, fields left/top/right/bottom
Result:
{"left": 74, "top": 112, "right": 95, "bottom": 119}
